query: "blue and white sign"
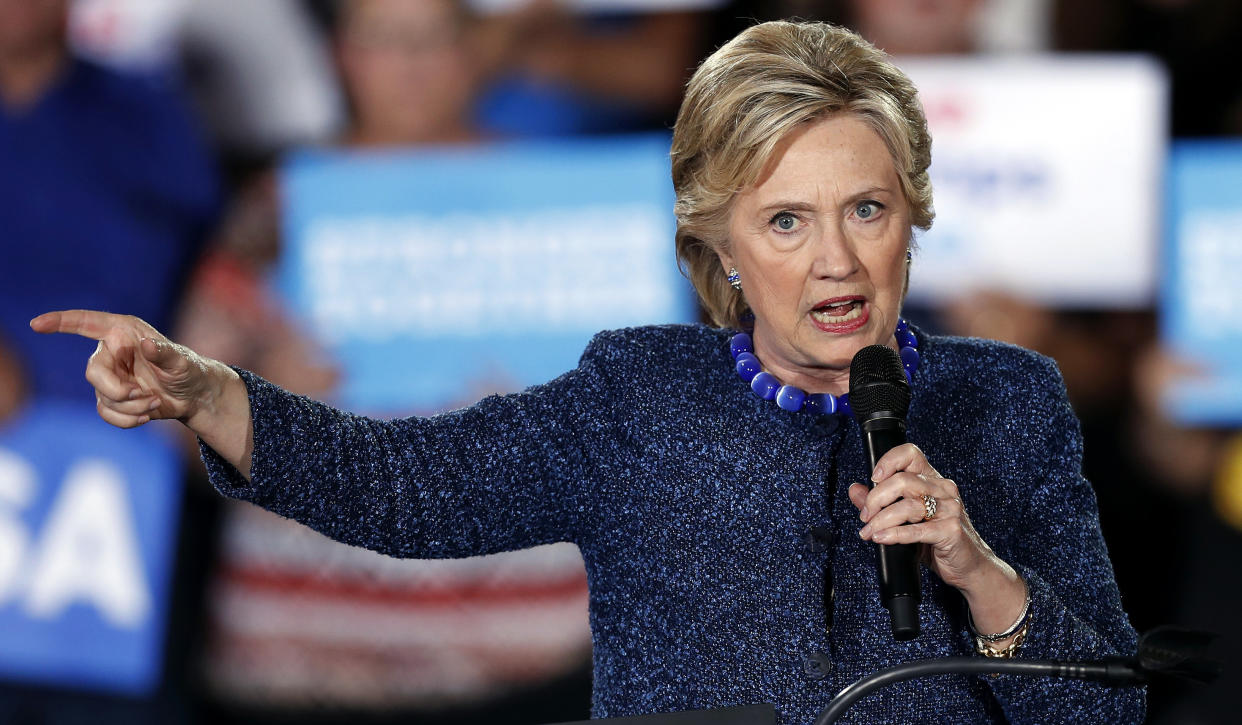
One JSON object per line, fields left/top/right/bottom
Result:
{"left": 0, "top": 402, "right": 182, "bottom": 695}
{"left": 900, "top": 55, "right": 1168, "bottom": 308}
{"left": 278, "top": 134, "right": 694, "bottom": 415}
{"left": 1162, "top": 140, "right": 1242, "bottom": 425}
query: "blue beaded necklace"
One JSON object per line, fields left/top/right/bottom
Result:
{"left": 730, "top": 319, "right": 920, "bottom": 416}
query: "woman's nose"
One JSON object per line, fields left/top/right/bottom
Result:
{"left": 810, "top": 224, "right": 861, "bottom": 280}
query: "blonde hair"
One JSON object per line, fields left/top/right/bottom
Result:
{"left": 671, "top": 20, "right": 934, "bottom": 328}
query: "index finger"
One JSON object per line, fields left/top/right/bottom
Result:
{"left": 29, "top": 310, "right": 133, "bottom": 340}
{"left": 871, "top": 442, "right": 939, "bottom": 482}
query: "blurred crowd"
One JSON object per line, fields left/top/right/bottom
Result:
{"left": 2, "top": 0, "right": 1242, "bottom": 724}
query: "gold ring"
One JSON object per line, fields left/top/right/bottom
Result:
{"left": 922, "top": 494, "right": 938, "bottom": 521}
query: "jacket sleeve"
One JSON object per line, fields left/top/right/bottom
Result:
{"left": 198, "top": 335, "right": 615, "bottom": 559}
{"left": 983, "top": 357, "right": 1145, "bottom": 724}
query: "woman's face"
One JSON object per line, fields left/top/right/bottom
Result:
{"left": 721, "top": 114, "right": 910, "bottom": 394}
{"left": 337, "top": 0, "right": 476, "bottom": 145}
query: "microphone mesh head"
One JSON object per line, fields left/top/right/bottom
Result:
{"left": 849, "top": 345, "right": 911, "bottom": 420}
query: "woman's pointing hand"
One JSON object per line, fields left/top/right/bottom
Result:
{"left": 31, "top": 309, "right": 253, "bottom": 477}
{"left": 31, "top": 310, "right": 215, "bottom": 428}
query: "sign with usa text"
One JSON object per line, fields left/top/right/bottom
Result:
{"left": 0, "top": 402, "right": 181, "bottom": 695}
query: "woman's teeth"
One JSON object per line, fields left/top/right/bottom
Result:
{"left": 810, "top": 301, "right": 862, "bottom": 323}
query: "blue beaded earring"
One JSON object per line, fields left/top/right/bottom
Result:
{"left": 727, "top": 267, "right": 742, "bottom": 290}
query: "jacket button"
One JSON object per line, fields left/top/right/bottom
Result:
{"left": 801, "top": 652, "right": 832, "bottom": 680}
{"left": 808, "top": 525, "right": 836, "bottom": 552}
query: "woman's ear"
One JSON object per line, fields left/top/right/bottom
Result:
{"left": 718, "top": 251, "right": 743, "bottom": 292}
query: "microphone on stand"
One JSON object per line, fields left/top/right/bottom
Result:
{"left": 813, "top": 626, "right": 1221, "bottom": 724}
{"left": 849, "top": 344, "right": 920, "bottom": 641}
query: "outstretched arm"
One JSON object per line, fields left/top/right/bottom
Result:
{"left": 30, "top": 309, "right": 255, "bottom": 477}
{"left": 32, "top": 308, "right": 612, "bottom": 558}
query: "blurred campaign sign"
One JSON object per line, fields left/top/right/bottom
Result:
{"left": 901, "top": 55, "right": 1168, "bottom": 308}
{"left": 278, "top": 133, "right": 693, "bottom": 415}
{"left": 0, "top": 402, "right": 181, "bottom": 695}
{"left": 1161, "top": 140, "right": 1242, "bottom": 425}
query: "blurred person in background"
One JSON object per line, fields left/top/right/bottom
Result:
{"left": 178, "top": 0, "right": 488, "bottom": 413}
{"left": 0, "top": 0, "right": 218, "bottom": 422}
{"left": 176, "top": 0, "right": 727, "bottom": 403}
{"left": 0, "top": 0, "right": 216, "bottom": 722}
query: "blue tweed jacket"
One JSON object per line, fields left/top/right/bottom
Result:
{"left": 202, "top": 324, "right": 1144, "bottom": 724}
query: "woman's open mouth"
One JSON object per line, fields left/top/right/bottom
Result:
{"left": 809, "top": 297, "right": 868, "bottom": 332}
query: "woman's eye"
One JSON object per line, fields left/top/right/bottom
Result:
{"left": 855, "top": 201, "right": 883, "bottom": 220}
{"left": 772, "top": 212, "right": 800, "bottom": 232}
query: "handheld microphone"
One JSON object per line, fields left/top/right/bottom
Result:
{"left": 849, "top": 344, "right": 920, "bottom": 641}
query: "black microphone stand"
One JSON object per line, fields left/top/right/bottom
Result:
{"left": 814, "top": 627, "right": 1220, "bottom": 724}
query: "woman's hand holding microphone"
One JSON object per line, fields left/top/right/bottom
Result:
{"left": 29, "top": 310, "right": 254, "bottom": 478}
{"left": 849, "top": 443, "right": 1028, "bottom": 647}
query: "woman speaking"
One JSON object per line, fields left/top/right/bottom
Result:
{"left": 32, "top": 20, "right": 1142, "bottom": 725}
